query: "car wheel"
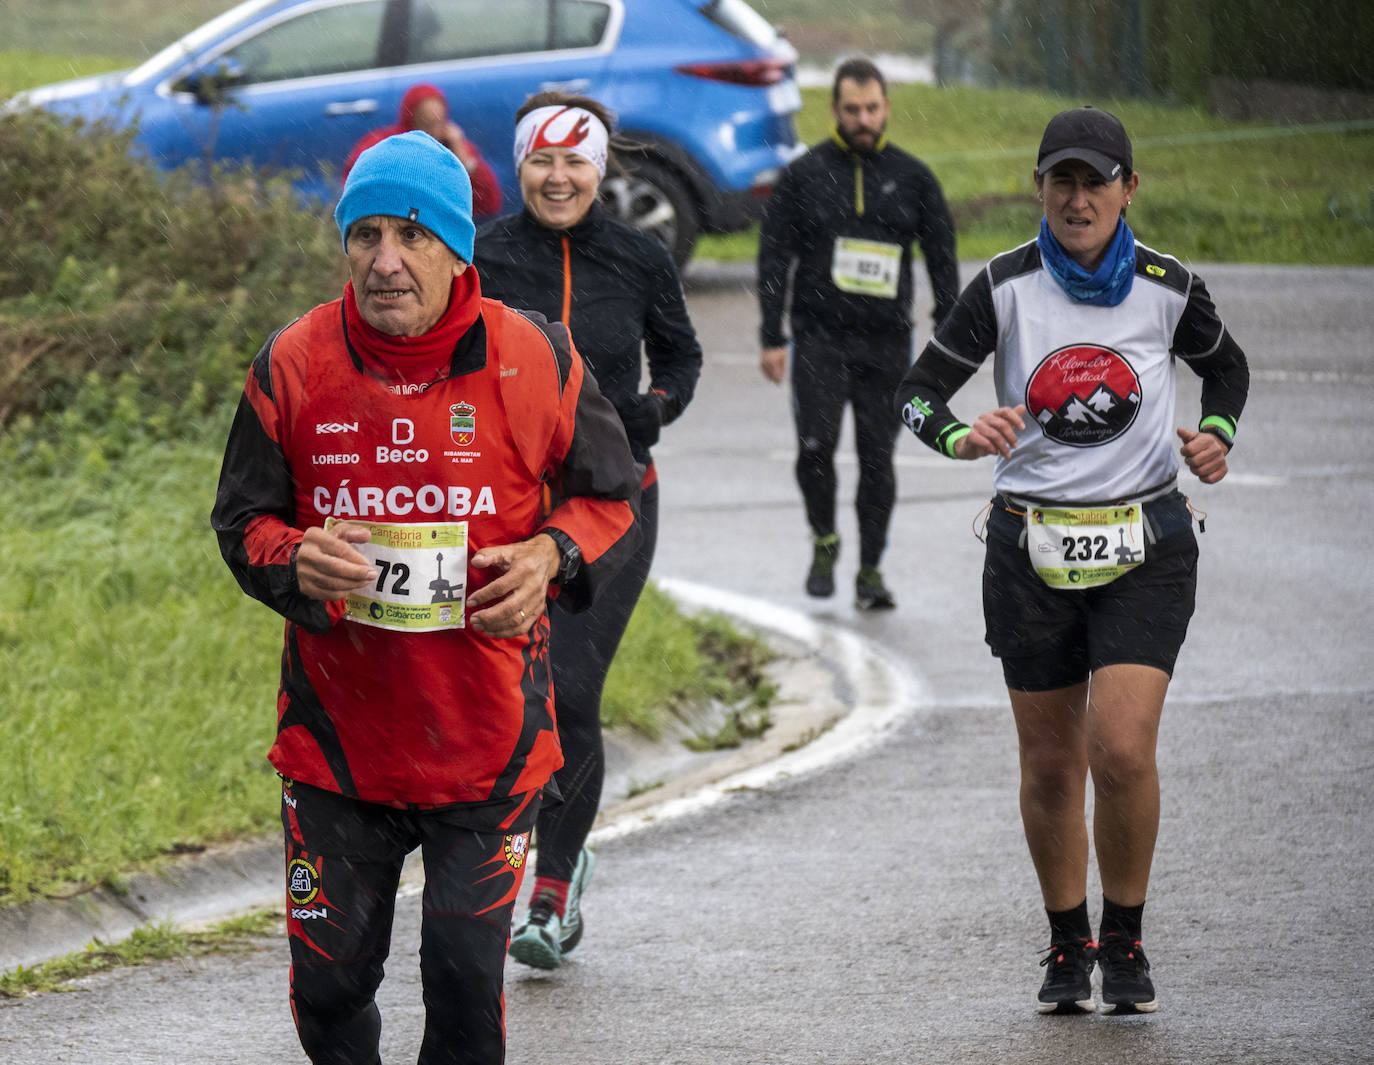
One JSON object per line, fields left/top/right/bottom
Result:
{"left": 599, "top": 158, "right": 699, "bottom": 268}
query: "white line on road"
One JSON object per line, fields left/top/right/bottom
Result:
{"left": 1250, "top": 368, "right": 1374, "bottom": 385}
{"left": 591, "top": 578, "right": 925, "bottom": 844}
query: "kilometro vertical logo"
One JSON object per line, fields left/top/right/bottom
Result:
{"left": 1026, "top": 343, "right": 1141, "bottom": 447}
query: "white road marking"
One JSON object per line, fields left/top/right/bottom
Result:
{"left": 591, "top": 578, "right": 925, "bottom": 843}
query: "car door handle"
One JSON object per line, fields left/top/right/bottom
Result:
{"left": 324, "top": 99, "right": 380, "bottom": 116}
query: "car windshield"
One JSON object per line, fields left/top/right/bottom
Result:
{"left": 223, "top": 0, "right": 389, "bottom": 84}
{"left": 125, "top": 0, "right": 281, "bottom": 84}
{"left": 125, "top": 0, "right": 285, "bottom": 84}
{"left": 699, "top": 0, "right": 778, "bottom": 47}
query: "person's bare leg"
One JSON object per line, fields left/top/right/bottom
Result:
{"left": 1083, "top": 662, "right": 1168, "bottom": 1012}
{"left": 1008, "top": 682, "right": 1090, "bottom": 910}
{"left": 1084, "top": 663, "right": 1169, "bottom": 906}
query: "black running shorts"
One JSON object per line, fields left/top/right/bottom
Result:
{"left": 981, "top": 491, "right": 1199, "bottom": 692}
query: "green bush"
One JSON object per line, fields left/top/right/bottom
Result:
{"left": 0, "top": 109, "right": 342, "bottom": 464}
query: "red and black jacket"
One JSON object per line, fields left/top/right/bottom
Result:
{"left": 212, "top": 274, "right": 641, "bottom": 807}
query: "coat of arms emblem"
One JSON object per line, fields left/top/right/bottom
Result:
{"left": 450, "top": 402, "right": 476, "bottom": 446}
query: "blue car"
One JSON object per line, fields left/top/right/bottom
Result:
{"left": 9, "top": 0, "right": 802, "bottom": 263}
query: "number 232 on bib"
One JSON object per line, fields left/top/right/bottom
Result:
{"left": 1025, "top": 506, "right": 1144, "bottom": 589}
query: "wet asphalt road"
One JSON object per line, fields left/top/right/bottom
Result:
{"left": 2, "top": 262, "right": 1371, "bottom": 1063}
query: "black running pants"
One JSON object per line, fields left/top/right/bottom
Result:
{"left": 534, "top": 479, "right": 658, "bottom": 881}
{"left": 282, "top": 780, "right": 539, "bottom": 1065}
{"left": 790, "top": 327, "right": 911, "bottom": 567}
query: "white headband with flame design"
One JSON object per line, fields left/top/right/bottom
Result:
{"left": 513, "top": 106, "right": 609, "bottom": 178}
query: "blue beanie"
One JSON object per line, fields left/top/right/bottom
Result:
{"left": 334, "top": 130, "right": 475, "bottom": 262}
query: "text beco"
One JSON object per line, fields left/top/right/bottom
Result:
{"left": 313, "top": 482, "right": 497, "bottom": 518}
{"left": 377, "top": 446, "right": 430, "bottom": 463}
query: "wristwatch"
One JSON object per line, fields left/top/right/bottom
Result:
{"left": 542, "top": 528, "right": 582, "bottom": 585}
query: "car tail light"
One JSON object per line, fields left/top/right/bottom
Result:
{"left": 674, "top": 58, "right": 788, "bottom": 86}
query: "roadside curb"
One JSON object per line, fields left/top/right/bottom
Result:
{"left": 0, "top": 582, "right": 920, "bottom": 975}
{"left": 595, "top": 578, "right": 922, "bottom": 842}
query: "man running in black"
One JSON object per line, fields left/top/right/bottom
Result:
{"left": 758, "top": 56, "right": 958, "bottom": 609}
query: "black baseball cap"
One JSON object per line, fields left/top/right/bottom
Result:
{"left": 1037, "top": 106, "right": 1133, "bottom": 180}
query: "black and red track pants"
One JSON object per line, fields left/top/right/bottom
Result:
{"left": 281, "top": 780, "right": 540, "bottom": 1065}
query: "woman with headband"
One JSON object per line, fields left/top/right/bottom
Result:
{"left": 475, "top": 92, "right": 703, "bottom": 971}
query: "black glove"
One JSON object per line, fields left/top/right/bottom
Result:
{"left": 618, "top": 392, "right": 664, "bottom": 449}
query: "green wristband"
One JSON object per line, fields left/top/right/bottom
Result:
{"left": 941, "top": 425, "right": 972, "bottom": 458}
{"left": 1199, "top": 415, "right": 1235, "bottom": 448}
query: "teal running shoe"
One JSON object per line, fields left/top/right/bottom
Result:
{"left": 558, "top": 846, "right": 597, "bottom": 954}
{"left": 509, "top": 890, "right": 564, "bottom": 970}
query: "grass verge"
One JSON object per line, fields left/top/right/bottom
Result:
{"left": 0, "top": 50, "right": 133, "bottom": 98}
{"left": 0, "top": 423, "right": 777, "bottom": 908}
{"left": 0, "top": 0, "right": 228, "bottom": 66}
{"left": 0, "top": 910, "right": 283, "bottom": 998}
{"left": 698, "top": 82, "right": 1374, "bottom": 266}
{"left": 602, "top": 586, "right": 778, "bottom": 743}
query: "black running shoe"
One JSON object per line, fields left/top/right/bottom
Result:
{"left": 805, "top": 535, "right": 839, "bottom": 598}
{"left": 1037, "top": 938, "right": 1097, "bottom": 1014}
{"left": 1097, "top": 933, "right": 1158, "bottom": 1013}
{"left": 854, "top": 566, "right": 896, "bottom": 610}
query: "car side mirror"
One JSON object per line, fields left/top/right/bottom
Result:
{"left": 177, "top": 57, "right": 246, "bottom": 106}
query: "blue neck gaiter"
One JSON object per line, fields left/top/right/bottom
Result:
{"left": 1037, "top": 216, "right": 1136, "bottom": 307}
